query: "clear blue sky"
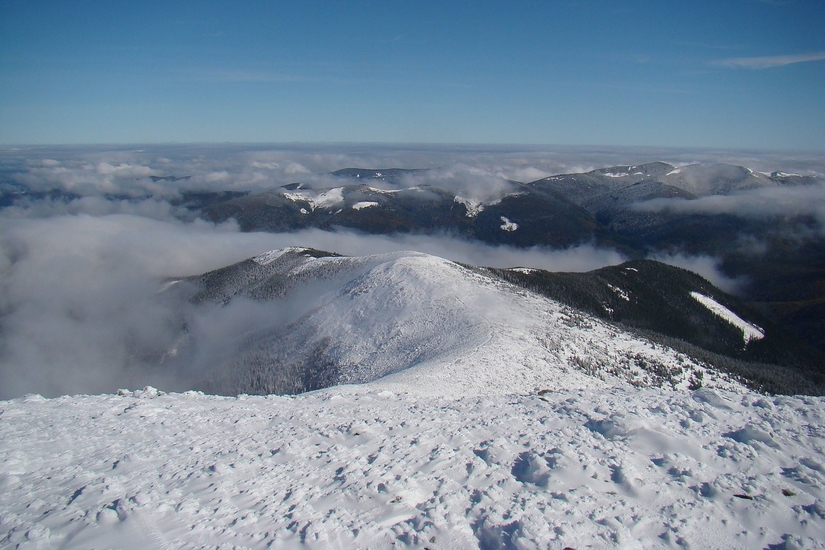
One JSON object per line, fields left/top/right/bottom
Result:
{"left": 1, "top": 0, "right": 823, "bottom": 149}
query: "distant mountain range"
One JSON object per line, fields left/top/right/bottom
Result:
{"left": 186, "top": 162, "right": 825, "bottom": 358}
{"left": 161, "top": 247, "right": 824, "bottom": 397}
{"left": 2, "top": 160, "right": 822, "bottom": 388}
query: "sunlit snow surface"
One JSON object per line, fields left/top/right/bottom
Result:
{"left": 1, "top": 250, "right": 820, "bottom": 548}
{"left": 691, "top": 291, "right": 765, "bottom": 345}
{"left": 2, "top": 387, "right": 824, "bottom": 548}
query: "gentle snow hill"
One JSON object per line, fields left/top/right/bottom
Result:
{"left": 177, "top": 248, "right": 744, "bottom": 397}
{"left": 2, "top": 385, "right": 824, "bottom": 548}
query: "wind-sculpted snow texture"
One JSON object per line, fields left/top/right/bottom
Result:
{"left": 190, "top": 250, "right": 743, "bottom": 397}
{"left": 2, "top": 386, "right": 824, "bottom": 548}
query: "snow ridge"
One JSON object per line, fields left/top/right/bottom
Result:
{"left": 205, "top": 251, "right": 745, "bottom": 398}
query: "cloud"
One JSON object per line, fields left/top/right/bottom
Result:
{"left": 262, "top": 228, "right": 626, "bottom": 272}
{"left": 650, "top": 252, "right": 747, "bottom": 294}
{"left": 4, "top": 145, "right": 825, "bottom": 202}
{"left": 711, "top": 51, "right": 825, "bottom": 69}
{"left": 0, "top": 209, "right": 625, "bottom": 399}
{"left": 0, "top": 196, "right": 180, "bottom": 221}
{"left": 633, "top": 181, "right": 825, "bottom": 230}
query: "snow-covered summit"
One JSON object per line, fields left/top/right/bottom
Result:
{"left": 186, "top": 249, "right": 744, "bottom": 398}
{"left": 3, "top": 385, "right": 824, "bottom": 548}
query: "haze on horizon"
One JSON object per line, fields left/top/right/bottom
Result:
{"left": 1, "top": 0, "right": 823, "bottom": 150}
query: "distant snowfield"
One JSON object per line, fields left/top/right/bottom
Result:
{"left": 690, "top": 291, "right": 765, "bottom": 345}
{"left": 2, "top": 385, "right": 824, "bottom": 549}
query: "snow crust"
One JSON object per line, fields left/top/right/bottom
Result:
{"left": 2, "top": 386, "right": 824, "bottom": 548}
{"left": 690, "top": 291, "right": 765, "bottom": 345}
{"left": 352, "top": 201, "right": 379, "bottom": 210}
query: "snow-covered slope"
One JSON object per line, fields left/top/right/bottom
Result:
{"left": 2, "top": 386, "right": 824, "bottom": 548}
{"left": 691, "top": 291, "right": 765, "bottom": 346}
{"left": 192, "top": 249, "right": 743, "bottom": 397}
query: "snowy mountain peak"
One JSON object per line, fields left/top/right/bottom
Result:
{"left": 186, "top": 249, "right": 747, "bottom": 398}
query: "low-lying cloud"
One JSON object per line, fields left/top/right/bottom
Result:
{"left": 0, "top": 210, "right": 624, "bottom": 399}
{"left": 650, "top": 252, "right": 747, "bottom": 294}
{"left": 5, "top": 144, "right": 821, "bottom": 201}
{"left": 633, "top": 181, "right": 825, "bottom": 231}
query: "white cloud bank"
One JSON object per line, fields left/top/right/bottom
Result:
{"left": 633, "top": 180, "right": 825, "bottom": 231}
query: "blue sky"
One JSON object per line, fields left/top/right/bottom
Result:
{"left": 1, "top": 0, "right": 823, "bottom": 149}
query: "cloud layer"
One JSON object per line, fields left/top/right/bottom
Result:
{"left": 633, "top": 180, "right": 825, "bottom": 230}
{"left": 0, "top": 211, "right": 625, "bottom": 399}
{"left": 4, "top": 144, "right": 823, "bottom": 201}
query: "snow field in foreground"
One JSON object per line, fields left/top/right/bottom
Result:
{"left": 2, "top": 386, "right": 825, "bottom": 549}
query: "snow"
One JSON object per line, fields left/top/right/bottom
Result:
{"left": 283, "top": 188, "right": 345, "bottom": 211}
{"left": 212, "top": 252, "right": 743, "bottom": 398}
{"left": 2, "top": 250, "right": 823, "bottom": 548}
{"left": 607, "top": 283, "right": 630, "bottom": 302}
{"left": 603, "top": 172, "right": 629, "bottom": 178}
{"left": 454, "top": 196, "right": 485, "bottom": 217}
{"left": 252, "top": 247, "right": 308, "bottom": 266}
{"left": 352, "top": 201, "right": 379, "bottom": 210}
{"left": 500, "top": 216, "right": 518, "bottom": 231}
{"left": 313, "top": 187, "right": 345, "bottom": 209}
{"left": 666, "top": 167, "right": 685, "bottom": 176}
{"left": 690, "top": 291, "right": 765, "bottom": 345}
{"left": 2, "top": 386, "right": 824, "bottom": 548}
{"left": 509, "top": 267, "right": 536, "bottom": 274}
